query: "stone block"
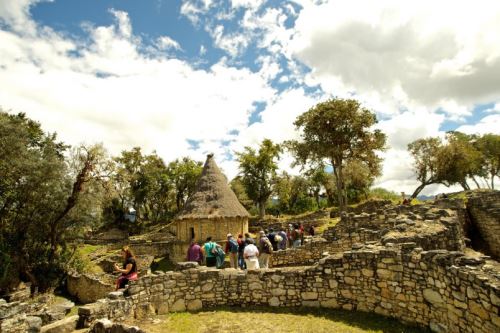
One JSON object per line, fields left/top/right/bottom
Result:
{"left": 40, "top": 315, "right": 79, "bottom": 333}
{"left": 170, "top": 299, "right": 186, "bottom": 312}
{"left": 423, "top": 289, "right": 444, "bottom": 306}
{"left": 301, "top": 292, "right": 318, "bottom": 300}
{"left": 187, "top": 299, "right": 202, "bottom": 311}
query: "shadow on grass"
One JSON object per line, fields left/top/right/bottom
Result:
{"left": 188, "top": 306, "right": 431, "bottom": 333}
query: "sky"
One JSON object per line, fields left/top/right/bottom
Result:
{"left": 1, "top": 0, "right": 499, "bottom": 195}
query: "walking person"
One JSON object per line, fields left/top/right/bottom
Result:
{"left": 243, "top": 239, "right": 259, "bottom": 270}
{"left": 225, "top": 233, "right": 239, "bottom": 269}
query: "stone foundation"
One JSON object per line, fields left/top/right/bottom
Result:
{"left": 78, "top": 243, "right": 499, "bottom": 333}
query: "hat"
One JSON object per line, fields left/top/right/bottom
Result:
{"left": 227, "top": 233, "right": 232, "bottom": 238}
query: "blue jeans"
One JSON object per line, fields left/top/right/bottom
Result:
{"left": 238, "top": 253, "right": 246, "bottom": 269}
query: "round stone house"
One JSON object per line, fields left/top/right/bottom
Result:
{"left": 170, "top": 154, "right": 249, "bottom": 260}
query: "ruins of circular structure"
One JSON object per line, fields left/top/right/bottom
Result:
{"left": 2, "top": 191, "right": 499, "bottom": 332}
{"left": 75, "top": 191, "right": 500, "bottom": 333}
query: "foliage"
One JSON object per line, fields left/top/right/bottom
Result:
{"left": 475, "top": 133, "right": 500, "bottom": 189}
{"left": 368, "top": 188, "right": 401, "bottom": 202}
{"left": 235, "top": 139, "right": 281, "bottom": 219}
{"left": 407, "top": 137, "right": 443, "bottom": 198}
{"left": 0, "top": 111, "right": 106, "bottom": 291}
{"left": 287, "top": 98, "right": 386, "bottom": 212}
{"left": 167, "top": 157, "right": 203, "bottom": 211}
{"left": 408, "top": 132, "right": 500, "bottom": 196}
{"left": 230, "top": 176, "right": 254, "bottom": 211}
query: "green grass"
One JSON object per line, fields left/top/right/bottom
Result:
{"left": 139, "top": 307, "right": 429, "bottom": 333}
{"left": 316, "top": 217, "right": 340, "bottom": 234}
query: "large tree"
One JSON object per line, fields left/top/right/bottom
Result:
{"left": 0, "top": 112, "right": 106, "bottom": 291}
{"left": 167, "top": 157, "right": 203, "bottom": 211}
{"left": 235, "top": 139, "right": 281, "bottom": 219}
{"left": 476, "top": 133, "right": 500, "bottom": 189}
{"left": 287, "top": 98, "right": 386, "bottom": 212}
{"left": 407, "top": 137, "right": 443, "bottom": 198}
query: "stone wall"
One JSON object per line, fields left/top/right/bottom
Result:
{"left": 466, "top": 191, "right": 500, "bottom": 260}
{"left": 78, "top": 243, "right": 499, "bottom": 333}
{"left": 323, "top": 203, "right": 465, "bottom": 252}
{"left": 67, "top": 273, "right": 114, "bottom": 304}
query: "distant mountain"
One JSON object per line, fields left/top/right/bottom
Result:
{"left": 417, "top": 194, "right": 435, "bottom": 201}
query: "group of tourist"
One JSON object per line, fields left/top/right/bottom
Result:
{"left": 186, "top": 223, "right": 316, "bottom": 270}
{"left": 114, "top": 224, "right": 316, "bottom": 290}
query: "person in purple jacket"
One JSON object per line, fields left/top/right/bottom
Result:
{"left": 186, "top": 239, "right": 203, "bottom": 264}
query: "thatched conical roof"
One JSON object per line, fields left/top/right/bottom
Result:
{"left": 174, "top": 154, "right": 249, "bottom": 220}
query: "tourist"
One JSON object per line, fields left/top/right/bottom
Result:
{"left": 244, "top": 232, "right": 254, "bottom": 245}
{"left": 243, "top": 238, "right": 260, "bottom": 270}
{"left": 278, "top": 228, "right": 288, "bottom": 250}
{"left": 237, "top": 233, "right": 246, "bottom": 269}
{"left": 225, "top": 233, "right": 239, "bottom": 269}
{"left": 114, "top": 245, "right": 138, "bottom": 290}
{"left": 292, "top": 224, "right": 301, "bottom": 248}
{"left": 186, "top": 239, "right": 203, "bottom": 264}
{"left": 267, "top": 228, "right": 278, "bottom": 251}
{"left": 258, "top": 230, "right": 273, "bottom": 268}
{"left": 298, "top": 223, "right": 305, "bottom": 245}
{"left": 287, "top": 224, "right": 294, "bottom": 248}
{"left": 201, "top": 236, "right": 221, "bottom": 268}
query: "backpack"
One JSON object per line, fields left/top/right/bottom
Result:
{"left": 262, "top": 238, "right": 273, "bottom": 254}
{"left": 229, "top": 239, "right": 239, "bottom": 253}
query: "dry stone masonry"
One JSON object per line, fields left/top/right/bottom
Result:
{"left": 79, "top": 242, "right": 499, "bottom": 333}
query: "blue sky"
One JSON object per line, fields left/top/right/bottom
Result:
{"left": 0, "top": 0, "right": 499, "bottom": 194}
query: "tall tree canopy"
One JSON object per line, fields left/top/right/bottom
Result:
{"left": 287, "top": 98, "right": 386, "bottom": 212}
{"left": 167, "top": 157, "right": 203, "bottom": 211}
{"left": 235, "top": 139, "right": 281, "bottom": 219}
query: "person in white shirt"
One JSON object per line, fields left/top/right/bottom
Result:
{"left": 243, "top": 239, "right": 260, "bottom": 270}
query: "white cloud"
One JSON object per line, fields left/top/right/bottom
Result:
{"left": 156, "top": 36, "right": 182, "bottom": 51}
{"left": 0, "top": 0, "right": 46, "bottom": 34}
{"left": 289, "top": 0, "right": 500, "bottom": 116}
{"left": 207, "top": 24, "right": 251, "bottom": 57}
{"left": 231, "top": 0, "right": 266, "bottom": 10}
{"left": 456, "top": 114, "right": 500, "bottom": 135}
{"left": 0, "top": 6, "right": 274, "bottom": 165}
{"left": 180, "top": 0, "right": 215, "bottom": 26}
{"left": 199, "top": 45, "right": 207, "bottom": 55}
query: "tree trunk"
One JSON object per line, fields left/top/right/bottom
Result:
{"left": 332, "top": 159, "right": 346, "bottom": 213}
{"left": 411, "top": 183, "right": 427, "bottom": 199}
{"left": 492, "top": 173, "right": 495, "bottom": 190}
{"left": 471, "top": 176, "right": 481, "bottom": 189}
{"left": 258, "top": 200, "right": 266, "bottom": 219}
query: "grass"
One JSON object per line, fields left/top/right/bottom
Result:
{"left": 138, "top": 307, "right": 430, "bottom": 333}
{"left": 316, "top": 217, "right": 340, "bottom": 234}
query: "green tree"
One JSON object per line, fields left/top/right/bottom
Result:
{"left": 476, "top": 133, "right": 500, "bottom": 189}
{"left": 230, "top": 176, "right": 254, "bottom": 211}
{"left": 436, "top": 132, "right": 483, "bottom": 190}
{"left": 407, "top": 137, "right": 443, "bottom": 198}
{"left": 235, "top": 139, "right": 281, "bottom": 219}
{"left": 344, "top": 159, "right": 380, "bottom": 203}
{"left": 167, "top": 157, "right": 203, "bottom": 211}
{"left": 0, "top": 112, "right": 106, "bottom": 291}
{"left": 287, "top": 98, "right": 386, "bottom": 212}
{"left": 110, "top": 148, "right": 176, "bottom": 226}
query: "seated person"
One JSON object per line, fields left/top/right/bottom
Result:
{"left": 114, "top": 246, "right": 138, "bottom": 290}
